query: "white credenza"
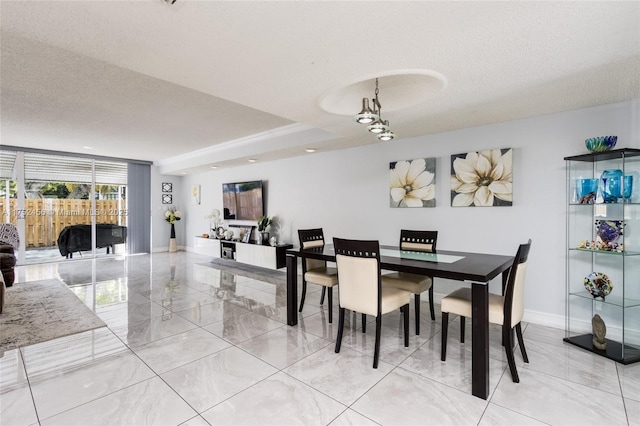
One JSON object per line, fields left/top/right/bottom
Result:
{"left": 193, "top": 236, "right": 292, "bottom": 270}
{"left": 193, "top": 237, "right": 221, "bottom": 258}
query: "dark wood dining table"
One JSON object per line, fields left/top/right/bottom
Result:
{"left": 285, "top": 244, "right": 514, "bottom": 400}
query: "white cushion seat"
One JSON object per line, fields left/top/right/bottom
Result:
{"left": 382, "top": 272, "right": 431, "bottom": 294}
{"left": 305, "top": 267, "right": 338, "bottom": 287}
{"left": 380, "top": 286, "right": 412, "bottom": 313}
{"left": 440, "top": 288, "right": 506, "bottom": 325}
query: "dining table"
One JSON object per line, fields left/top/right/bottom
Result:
{"left": 285, "top": 244, "right": 514, "bottom": 400}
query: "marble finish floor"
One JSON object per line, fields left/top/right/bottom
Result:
{"left": 2, "top": 252, "right": 639, "bottom": 425}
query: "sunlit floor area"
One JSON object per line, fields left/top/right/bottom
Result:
{"left": 2, "top": 251, "right": 640, "bottom": 425}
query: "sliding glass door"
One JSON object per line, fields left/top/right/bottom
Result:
{"left": 1, "top": 150, "right": 128, "bottom": 264}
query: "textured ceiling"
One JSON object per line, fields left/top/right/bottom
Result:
{"left": 1, "top": 1, "right": 639, "bottom": 175}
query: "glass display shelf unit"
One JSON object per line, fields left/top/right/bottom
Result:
{"left": 564, "top": 148, "right": 640, "bottom": 364}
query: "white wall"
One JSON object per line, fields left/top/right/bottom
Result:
{"left": 154, "top": 99, "right": 640, "bottom": 328}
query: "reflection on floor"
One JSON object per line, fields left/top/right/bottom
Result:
{"left": 2, "top": 252, "right": 639, "bottom": 425}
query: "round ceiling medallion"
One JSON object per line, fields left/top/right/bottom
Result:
{"left": 319, "top": 70, "right": 447, "bottom": 116}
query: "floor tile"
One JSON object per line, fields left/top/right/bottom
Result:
{"left": 174, "top": 300, "right": 251, "bottom": 326}
{"left": 39, "top": 377, "right": 197, "bottom": 425}
{"left": 132, "top": 328, "right": 231, "bottom": 374}
{"left": 0, "top": 381, "right": 38, "bottom": 426}
{"left": 351, "top": 367, "right": 487, "bottom": 425}
{"left": 329, "top": 409, "right": 380, "bottom": 426}
{"left": 28, "top": 349, "right": 155, "bottom": 419}
{"left": 478, "top": 403, "right": 547, "bottom": 425}
{"left": 284, "top": 345, "right": 395, "bottom": 406}
{"left": 237, "top": 326, "right": 332, "bottom": 369}
{"left": 618, "top": 362, "right": 640, "bottom": 402}
{"left": 200, "top": 371, "right": 346, "bottom": 425}
{"left": 111, "top": 314, "right": 198, "bottom": 348}
{"left": 627, "top": 397, "right": 640, "bottom": 426}
{"left": 161, "top": 346, "right": 278, "bottom": 412}
{"left": 203, "top": 311, "right": 284, "bottom": 344}
{"left": 491, "top": 368, "right": 627, "bottom": 425}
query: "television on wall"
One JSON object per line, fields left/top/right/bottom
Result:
{"left": 222, "top": 180, "right": 264, "bottom": 221}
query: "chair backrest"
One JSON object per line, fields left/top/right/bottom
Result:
{"left": 504, "top": 239, "right": 532, "bottom": 327}
{"left": 399, "top": 229, "right": 437, "bottom": 252}
{"left": 333, "top": 238, "right": 381, "bottom": 317}
{"left": 298, "top": 228, "right": 327, "bottom": 271}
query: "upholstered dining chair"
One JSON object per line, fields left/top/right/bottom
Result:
{"left": 440, "top": 239, "right": 532, "bottom": 383}
{"left": 297, "top": 228, "right": 339, "bottom": 323}
{"left": 333, "top": 237, "right": 411, "bottom": 368}
{"left": 382, "top": 230, "right": 438, "bottom": 335}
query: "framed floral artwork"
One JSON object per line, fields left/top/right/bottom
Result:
{"left": 450, "top": 148, "right": 512, "bottom": 207}
{"left": 192, "top": 184, "right": 201, "bottom": 205}
{"left": 390, "top": 158, "right": 436, "bottom": 208}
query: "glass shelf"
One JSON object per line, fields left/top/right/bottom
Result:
{"left": 569, "top": 248, "right": 640, "bottom": 256}
{"left": 569, "top": 292, "right": 640, "bottom": 309}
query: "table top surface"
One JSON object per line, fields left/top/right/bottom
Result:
{"left": 287, "top": 244, "right": 514, "bottom": 283}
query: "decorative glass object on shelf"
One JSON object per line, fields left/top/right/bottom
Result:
{"left": 583, "top": 272, "right": 613, "bottom": 300}
{"left": 600, "top": 169, "right": 634, "bottom": 203}
{"left": 585, "top": 135, "right": 617, "bottom": 153}
{"left": 576, "top": 178, "right": 598, "bottom": 204}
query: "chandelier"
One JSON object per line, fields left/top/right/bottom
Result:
{"left": 354, "top": 78, "right": 395, "bottom": 141}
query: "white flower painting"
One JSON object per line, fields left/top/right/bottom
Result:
{"left": 390, "top": 158, "right": 436, "bottom": 208}
{"left": 450, "top": 148, "right": 513, "bottom": 207}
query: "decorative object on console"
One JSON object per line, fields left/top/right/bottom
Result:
{"left": 585, "top": 136, "right": 617, "bottom": 153}
{"left": 390, "top": 158, "right": 435, "bottom": 208}
{"left": 257, "top": 215, "right": 272, "bottom": 245}
{"left": 592, "top": 314, "right": 607, "bottom": 350}
{"left": 223, "top": 229, "right": 234, "bottom": 240}
{"left": 450, "top": 148, "right": 513, "bottom": 207}
{"left": 165, "top": 207, "right": 181, "bottom": 252}
{"left": 206, "top": 209, "right": 221, "bottom": 232}
{"left": 584, "top": 272, "right": 613, "bottom": 300}
{"left": 354, "top": 78, "right": 395, "bottom": 141}
{"left": 576, "top": 178, "right": 598, "bottom": 204}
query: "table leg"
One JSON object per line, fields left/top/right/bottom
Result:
{"left": 471, "top": 281, "right": 489, "bottom": 399}
{"left": 286, "top": 254, "right": 298, "bottom": 326}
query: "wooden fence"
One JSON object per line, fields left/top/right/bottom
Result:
{"left": 0, "top": 199, "right": 127, "bottom": 248}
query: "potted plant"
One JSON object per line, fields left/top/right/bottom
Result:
{"left": 257, "top": 215, "right": 272, "bottom": 245}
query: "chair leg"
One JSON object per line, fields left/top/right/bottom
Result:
{"left": 335, "top": 308, "right": 346, "bottom": 353}
{"left": 503, "top": 325, "right": 520, "bottom": 383}
{"left": 320, "top": 286, "right": 326, "bottom": 305}
{"left": 373, "top": 314, "right": 382, "bottom": 368}
{"left": 460, "top": 316, "right": 465, "bottom": 343}
{"left": 414, "top": 294, "right": 421, "bottom": 336}
{"left": 328, "top": 287, "right": 333, "bottom": 323}
{"left": 428, "top": 285, "right": 435, "bottom": 321}
{"left": 298, "top": 280, "right": 307, "bottom": 313}
{"left": 515, "top": 323, "right": 529, "bottom": 363}
{"left": 362, "top": 314, "right": 366, "bottom": 333}
{"left": 441, "top": 312, "right": 449, "bottom": 361}
{"left": 403, "top": 304, "right": 409, "bottom": 347}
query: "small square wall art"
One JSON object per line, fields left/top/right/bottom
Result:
{"left": 450, "top": 148, "right": 513, "bottom": 207}
{"left": 389, "top": 157, "right": 436, "bottom": 208}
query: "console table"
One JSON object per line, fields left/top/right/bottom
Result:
{"left": 193, "top": 236, "right": 292, "bottom": 270}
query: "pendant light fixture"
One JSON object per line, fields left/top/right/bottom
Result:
{"left": 354, "top": 78, "right": 395, "bottom": 141}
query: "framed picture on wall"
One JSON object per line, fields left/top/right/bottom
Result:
{"left": 192, "top": 184, "right": 201, "bottom": 205}
{"left": 450, "top": 148, "right": 513, "bottom": 207}
{"left": 162, "top": 194, "right": 173, "bottom": 204}
{"left": 162, "top": 182, "right": 172, "bottom": 193}
{"left": 389, "top": 158, "right": 436, "bottom": 208}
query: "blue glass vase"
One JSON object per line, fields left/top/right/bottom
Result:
{"left": 601, "top": 169, "right": 623, "bottom": 203}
